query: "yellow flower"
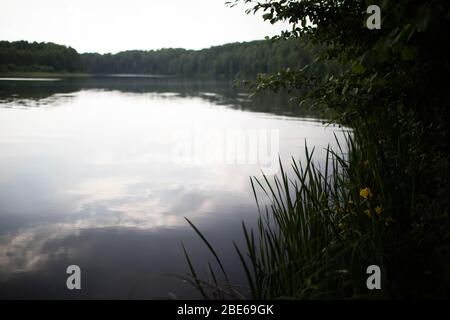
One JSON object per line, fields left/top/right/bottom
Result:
{"left": 359, "top": 187, "right": 372, "bottom": 199}
{"left": 375, "top": 205, "right": 382, "bottom": 215}
{"left": 385, "top": 217, "right": 395, "bottom": 226}
{"left": 364, "top": 209, "right": 372, "bottom": 218}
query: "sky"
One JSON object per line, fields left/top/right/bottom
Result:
{"left": 0, "top": 0, "right": 289, "bottom": 54}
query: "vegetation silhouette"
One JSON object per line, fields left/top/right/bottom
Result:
{"left": 183, "top": 0, "right": 450, "bottom": 299}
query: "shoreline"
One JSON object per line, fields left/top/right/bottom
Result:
{"left": 0, "top": 72, "right": 175, "bottom": 79}
{"left": 0, "top": 72, "right": 90, "bottom": 78}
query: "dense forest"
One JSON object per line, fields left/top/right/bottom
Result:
{"left": 0, "top": 40, "right": 82, "bottom": 73}
{"left": 0, "top": 39, "right": 319, "bottom": 79}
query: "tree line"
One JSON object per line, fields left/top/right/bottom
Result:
{"left": 0, "top": 40, "right": 82, "bottom": 73}
{"left": 0, "top": 39, "right": 320, "bottom": 79}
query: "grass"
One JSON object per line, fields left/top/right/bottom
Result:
{"left": 182, "top": 133, "right": 394, "bottom": 299}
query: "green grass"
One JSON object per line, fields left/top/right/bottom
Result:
{"left": 182, "top": 133, "right": 395, "bottom": 299}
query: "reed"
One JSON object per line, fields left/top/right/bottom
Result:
{"left": 183, "top": 133, "right": 396, "bottom": 299}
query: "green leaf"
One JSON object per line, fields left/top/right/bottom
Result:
{"left": 262, "top": 13, "right": 273, "bottom": 20}
{"left": 352, "top": 63, "right": 366, "bottom": 74}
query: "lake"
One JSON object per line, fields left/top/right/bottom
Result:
{"left": 0, "top": 77, "right": 343, "bottom": 299}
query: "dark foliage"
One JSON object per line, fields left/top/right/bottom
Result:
{"left": 81, "top": 39, "right": 319, "bottom": 79}
{"left": 0, "top": 39, "right": 320, "bottom": 79}
{"left": 0, "top": 40, "right": 82, "bottom": 72}
{"left": 228, "top": 0, "right": 450, "bottom": 298}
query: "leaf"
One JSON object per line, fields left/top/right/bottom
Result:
{"left": 352, "top": 63, "right": 366, "bottom": 74}
{"left": 262, "top": 13, "right": 273, "bottom": 21}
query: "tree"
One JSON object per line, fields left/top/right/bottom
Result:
{"left": 0, "top": 41, "right": 82, "bottom": 72}
{"left": 228, "top": 0, "right": 450, "bottom": 298}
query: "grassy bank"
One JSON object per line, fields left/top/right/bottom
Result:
{"left": 178, "top": 0, "right": 450, "bottom": 299}
{"left": 183, "top": 133, "right": 389, "bottom": 299}
{"left": 183, "top": 118, "right": 449, "bottom": 298}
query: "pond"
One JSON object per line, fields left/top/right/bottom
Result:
{"left": 0, "top": 77, "right": 343, "bottom": 299}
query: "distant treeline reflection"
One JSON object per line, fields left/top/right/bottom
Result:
{"left": 0, "top": 77, "right": 327, "bottom": 118}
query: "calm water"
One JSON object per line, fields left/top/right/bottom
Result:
{"left": 0, "top": 77, "right": 343, "bottom": 299}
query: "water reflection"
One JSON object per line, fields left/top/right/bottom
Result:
{"left": 0, "top": 77, "right": 343, "bottom": 298}
{"left": 0, "top": 76, "right": 322, "bottom": 117}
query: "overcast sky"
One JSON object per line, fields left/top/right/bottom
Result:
{"left": 0, "top": 0, "right": 288, "bottom": 54}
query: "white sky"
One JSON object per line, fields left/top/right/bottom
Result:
{"left": 0, "top": 0, "right": 288, "bottom": 54}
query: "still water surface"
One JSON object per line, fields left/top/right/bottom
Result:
{"left": 0, "top": 77, "right": 343, "bottom": 298}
